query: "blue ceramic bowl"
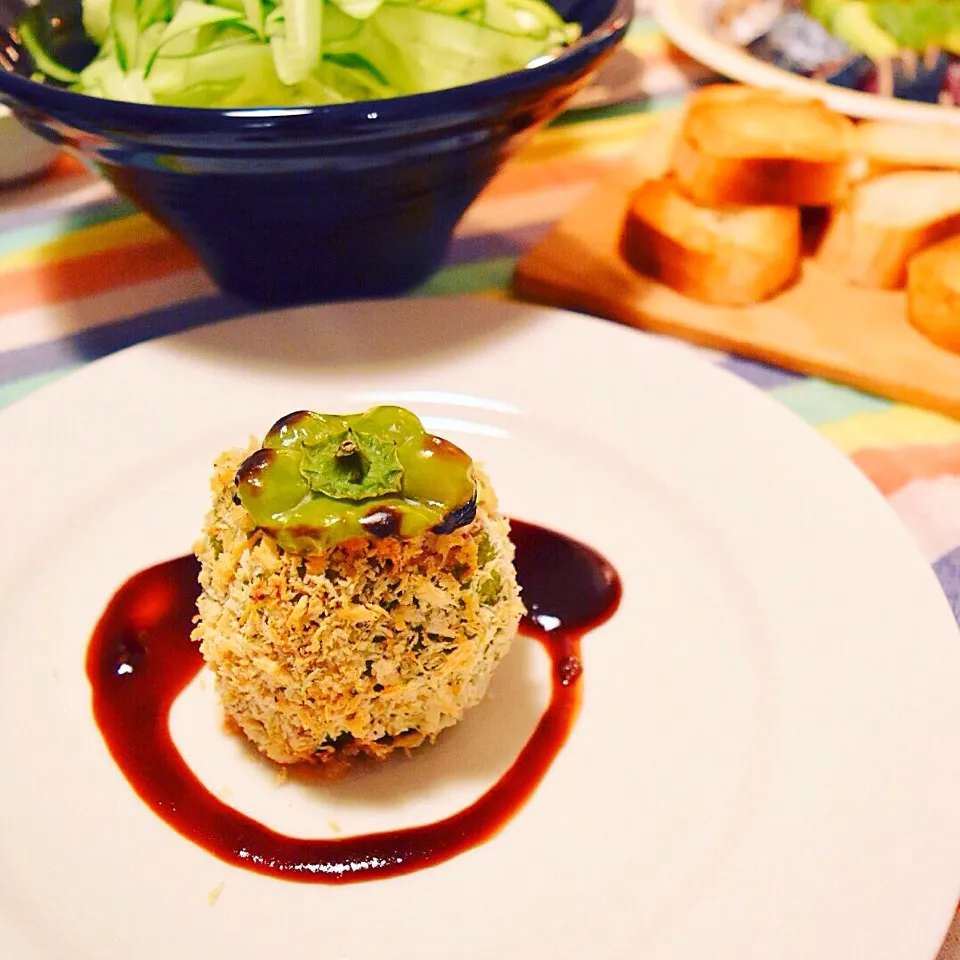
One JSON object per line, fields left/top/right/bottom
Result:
{"left": 0, "top": 0, "right": 631, "bottom": 304}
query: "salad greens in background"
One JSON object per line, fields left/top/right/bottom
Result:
{"left": 805, "top": 0, "right": 960, "bottom": 57}
{"left": 18, "top": 0, "right": 581, "bottom": 106}
{"left": 710, "top": 0, "right": 960, "bottom": 105}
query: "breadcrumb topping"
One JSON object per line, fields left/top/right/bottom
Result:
{"left": 192, "top": 445, "right": 524, "bottom": 765}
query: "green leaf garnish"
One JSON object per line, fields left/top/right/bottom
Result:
{"left": 299, "top": 427, "right": 403, "bottom": 500}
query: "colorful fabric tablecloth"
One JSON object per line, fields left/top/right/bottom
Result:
{"left": 2, "top": 6, "right": 959, "bottom": 956}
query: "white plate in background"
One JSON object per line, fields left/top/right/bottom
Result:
{"left": 655, "top": 0, "right": 960, "bottom": 124}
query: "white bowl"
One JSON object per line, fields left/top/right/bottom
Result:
{"left": 0, "top": 103, "right": 58, "bottom": 184}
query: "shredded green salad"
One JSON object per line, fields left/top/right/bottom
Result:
{"left": 19, "top": 0, "right": 581, "bottom": 106}
{"left": 805, "top": 0, "right": 960, "bottom": 56}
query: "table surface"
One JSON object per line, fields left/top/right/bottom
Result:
{"left": 2, "top": 6, "right": 959, "bottom": 957}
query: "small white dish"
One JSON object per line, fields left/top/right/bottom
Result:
{"left": 0, "top": 103, "right": 58, "bottom": 184}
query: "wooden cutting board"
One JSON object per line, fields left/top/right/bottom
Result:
{"left": 512, "top": 120, "right": 960, "bottom": 420}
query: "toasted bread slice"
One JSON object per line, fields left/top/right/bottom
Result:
{"left": 815, "top": 170, "right": 960, "bottom": 289}
{"left": 671, "top": 84, "right": 854, "bottom": 207}
{"left": 801, "top": 206, "right": 831, "bottom": 256}
{"left": 855, "top": 120, "right": 960, "bottom": 173}
{"left": 907, "top": 234, "right": 960, "bottom": 354}
{"left": 621, "top": 175, "right": 801, "bottom": 306}
{"left": 681, "top": 82, "right": 773, "bottom": 109}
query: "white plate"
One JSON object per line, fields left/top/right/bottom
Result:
{"left": 1, "top": 297, "right": 960, "bottom": 960}
{"left": 655, "top": 0, "right": 960, "bottom": 125}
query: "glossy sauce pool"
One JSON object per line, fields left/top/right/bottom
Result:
{"left": 86, "top": 519, "right": 620, "bottom": 883}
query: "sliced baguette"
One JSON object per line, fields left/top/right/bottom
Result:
{"left": 815, "top": 169, "right": 960, "bottom": 289}
{"left": 680, "top": 82, "right": 774, "bottom": 109}
{"left": 671, "top": 84, "right": 854, "bottom": 207}
{"left": 907, "top": 234, "right": 960, "bottom": 354}
{"left": 621, "top": 175, "right": 801, "bottom": 306}
{"left": 801, "top": 206, "right": 831, "bottom": 256}
{"left": 854, "top": 120, "right": 960, "bottom": 173}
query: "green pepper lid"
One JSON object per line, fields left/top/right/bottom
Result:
{"left": 234, "top": 406, "right": 478, "bottom": 554}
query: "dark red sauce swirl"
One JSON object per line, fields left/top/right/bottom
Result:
{"left": 86, "top": 519, "right": 620, "bottom": 883}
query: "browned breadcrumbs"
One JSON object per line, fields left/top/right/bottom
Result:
{"left": 191, "top": 445, "right": 524, "bottom": 765}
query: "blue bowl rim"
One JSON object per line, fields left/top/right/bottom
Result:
{"left": 0, "top": 0, "right": 634, "bottom": 131}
